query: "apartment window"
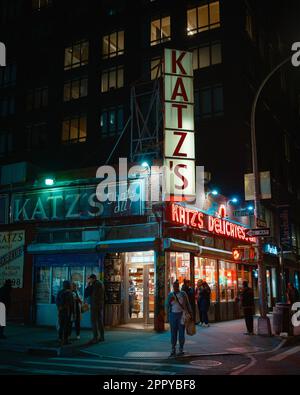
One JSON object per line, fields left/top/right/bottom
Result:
{"left": 0, "top": 63, "right": 16, "bottom": 87}
{"left": 26, "top": 123, "right": 47, "bottom": 150}
{"left": 150, "top": 16, "right": 171, "bottom": 46}
{"left": 187, "top": 1, "right": 220, "bottom": 35}
{"left": 26, "top": 87, "right": 48, "bottom": 111}
{"left": 102, "top": 31, "right": 124, "bottom": 59}
{"left": 0, "top": 131, "right": 13, "bottom": 156}
{"left": 150, "top": 57, "right": 162, "bottom": 80}
{"left": 195, "top": 84, "right": 224, "bottom": 118}
{"left": 64, "top": 77, "right": 88, "bottom": 102}
{"left": 101, "top": 66, "right": 124, "bottom": 92}
{"left": 0, "top": 96, "right": 15, "bottom": 117}
{"left": 100, "top": 106, "right": 124, "bottom": 137}
{"left": 64, "top": 40, "right": 89, "bottom": 70}
{"left": 192, "top": 41, "right": 222, "bottom": 69}
{"left": 62, "top": 115, "right": 87, "bottom": 144}
{"left": 32, "top": 0, "right": 52, "bottom": 11}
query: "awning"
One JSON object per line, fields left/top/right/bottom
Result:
{"left": 163, "top": 238, "right": 200, "bottom": 254}
{"left": 96, "top": 238, "right": 156, "bottom": 253}
{"left": 27, "top": 241, "right": 98, "bottom": 254}
{"left": 199, "top": 246, "right": 233, "bottom": 260}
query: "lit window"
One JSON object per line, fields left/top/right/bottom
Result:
{"left": 100, "top": 106, "right": 124, "bottom": 137}
{"left": 64, "top": 77, "right": 88, "bottom": 102}
{"left": 62, "top": 115, "right": 87, "bottom": 144}
{"left": 150, "top": 57, "right": 162, "bottom": 80}
{"left": 150, "top": 16, "right": 171, "bottom": 46}
{"left": 102, "top": 31, "right": 124, "bottom": 59}
{"left": 187, "top": 1, "right": 220, "bottom": 35}
{"left": 101, "top": 66, "right": 124, "bottom": 92}
{"left": 194, "top": 258, "right": 217, "bottom": 302}
{"left": 64, "top": 40, "right": 89, "bottom": 70}
{"left": 192, "top": 42, "right": 222, "bottom": 70}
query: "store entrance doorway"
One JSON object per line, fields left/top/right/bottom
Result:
{"left": 124, "top": 251, "right": 155, "bottom": 326}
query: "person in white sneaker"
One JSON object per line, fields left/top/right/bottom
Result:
{"left": 166, "top": 280, "right": 192, "bottom": 357}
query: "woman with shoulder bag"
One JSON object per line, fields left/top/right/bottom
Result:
{"left": 166, "top": 280, "right": 193, "bottom": 357}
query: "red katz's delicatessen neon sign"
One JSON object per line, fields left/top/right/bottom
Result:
{"left": 168, "top": 203, "right": 256, "bottom": 243}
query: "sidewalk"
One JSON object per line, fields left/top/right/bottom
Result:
{"left": 0, "top": 317, "right": 287, "bottom": 359}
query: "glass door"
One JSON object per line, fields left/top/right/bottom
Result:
{"left": 126, "top": 262, "right": 155, "bottom": 324}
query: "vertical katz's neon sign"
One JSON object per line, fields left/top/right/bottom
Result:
{"left": 163, "top": 49, "right": 195, "bottom": 200}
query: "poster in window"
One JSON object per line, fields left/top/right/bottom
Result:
{"left": 0, "top": 230, "right": 25, "bottom": 288}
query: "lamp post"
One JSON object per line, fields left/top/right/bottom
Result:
{"left": 251, "top": 55, "right": 291, "bottom": 336}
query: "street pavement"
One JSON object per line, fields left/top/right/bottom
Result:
{"left": 0, "top": 317, "right": 299, "bottom": 375}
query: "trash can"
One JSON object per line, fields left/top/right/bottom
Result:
{"left": 272, "top": 303, "right": 292, "bottom": 335}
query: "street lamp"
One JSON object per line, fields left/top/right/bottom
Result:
{"left": 250, "top": 54, "right": 292, "bottom": 336}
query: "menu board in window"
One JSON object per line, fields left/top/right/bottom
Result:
{"left": 35, "top": 267, "right": 51, "bottom": 304}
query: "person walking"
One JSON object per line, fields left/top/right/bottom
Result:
{"left": 166, "top": 280, "right": 192, "bottom": 357}
{"left": 0, "top": 279, "right": 12, "bottom": 339}
{"left": 181, "top": 279, "right": 196, "bottom": 321}
{"left": 198, "top": 281, "right": 211, "bottom": 327}
{"left": 71, "top": 282, "right": 82, "bottom": 340}
{"left": 286, "top": 283, "right": 300, "bottom": 304}
{"left": 56, "top": 280, "right": 74, "bottom": 346}
{"left": 240, "top": 281, "right": 255, "bottom": 335}
{"left": 85, "top": 274, "right": 105, "bottom": 344}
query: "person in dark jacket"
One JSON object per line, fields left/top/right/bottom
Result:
{"left": 56, "top": 280, "right": 74, "bottom": 346}
{"left": 181, "top": 279, "right": 195, "bottom": 321}
{"left": 198, "top": 281, "right": 211, "bottom": 327}
{"left": 286, "top": 283, "right": 300, "bottom": 304}
{"left": 85, "top": 274, "right": 105, "bottom": 343}
{"left": 240, "top": 281, "right": 255, "bottom": 335}
{"left": 0, "top": 279, "right": 12, "bottom": 339}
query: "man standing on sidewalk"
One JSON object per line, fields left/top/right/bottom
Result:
{"left": 240, "top": 281, "right": 255, "bottom": 335}
{"left": 0, "top": 279, "right": 12, "bottom": 339}
{"left": 85, "top": 274, "right": 105, "bottom": 344}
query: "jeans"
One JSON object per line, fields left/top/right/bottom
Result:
{"left": 169, "top": 312, "right": 185, "bottom": 350}
{"left": 91, "top": 305, "right": 104, "bottom": 340}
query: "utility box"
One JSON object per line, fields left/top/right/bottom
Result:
{"left": 272, "top": 303, "right": 292, "bottom": 335}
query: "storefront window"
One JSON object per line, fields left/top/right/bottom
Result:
{"left": 195, "top": 258, "right": 217, "bottom": 302}
{"left": 85, "top": 265, "right": 101, "bottom": 284}
{"left": 219, "top": 261, "right": 237, "bottom": 302}
{"left": 51, "top": 267, "right": 68, "bottom": 304}
{"left": 35, "top": 267, "right": 51, "bottom": 304}
{"left": 169, "top": 252, "right": 190, "bottom": 287}
{"left": 70, "top": 267, "right": 84, "bottom": 300}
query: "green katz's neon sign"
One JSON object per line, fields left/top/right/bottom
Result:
{"left": 8, "top": 182, "right": 144, "bottom": 223}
